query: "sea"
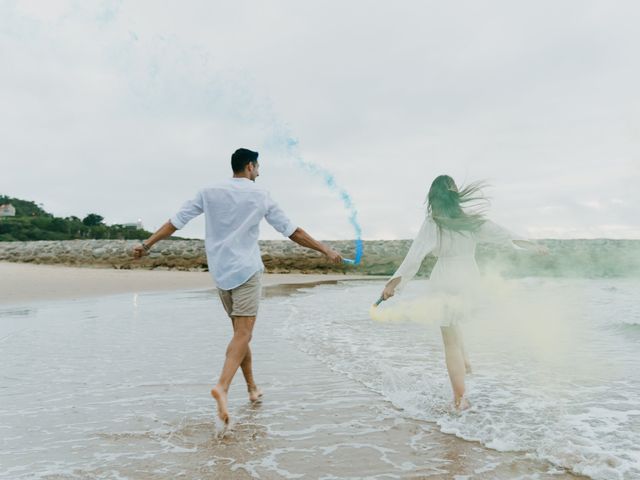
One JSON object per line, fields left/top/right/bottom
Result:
{"left": 0, "top": 274, "right": 638, "bottom": 479}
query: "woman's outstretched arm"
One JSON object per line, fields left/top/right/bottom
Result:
{"left": 380, "top": 216, "right": 438, "bottom": 300}
{"left": 476, "top": 221, "right": 548, "bottom": 254}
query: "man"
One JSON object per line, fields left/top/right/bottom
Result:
{"left": 133, "top": 148, "right": 343, "bottom": 424}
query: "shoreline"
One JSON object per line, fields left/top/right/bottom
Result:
{"left": 0, "top": 261, "right": 379, "bottom": 305}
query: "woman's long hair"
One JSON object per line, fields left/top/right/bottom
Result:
{"left": 427, "top": 175, "right": 488, "bottom": 233}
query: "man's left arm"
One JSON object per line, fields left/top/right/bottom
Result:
{"left": 289, "top": 227, "right": 343, "bottom": 264}
{"left": 264, "top": 193, "right": 343, "bottom": 264}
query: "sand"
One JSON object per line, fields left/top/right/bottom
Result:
{"left": 0, "top": 262, "right": 374, "bottom": 305}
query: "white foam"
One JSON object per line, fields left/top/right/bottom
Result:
{"left": 3, "top": 280, "right": 638, "bottom": 479}
{"left": 280, "top": 279, "right": 640, "bottom": 480}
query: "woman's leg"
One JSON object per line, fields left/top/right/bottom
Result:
{"left": 441, "top": 326, "right": 469, "bottom": 409}
{"left": 454, "top": 325, "right": 472, "bottom": 374}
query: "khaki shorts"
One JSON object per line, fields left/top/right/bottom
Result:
{"left": 218, "top": 271, "right": 262, "bottom": 318}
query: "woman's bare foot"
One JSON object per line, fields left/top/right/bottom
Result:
{"left": 248, "top": 386, "right": 263, "bottom": 403}
{"left": 454, "top": 396, "right": 471, "bottom": 411}
{"left": 210, "top": 385, "right": 229, "bottom": 424}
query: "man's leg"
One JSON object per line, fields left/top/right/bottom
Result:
{"left": 231, "top": 318, "right": 263, "bottom": 402}
{"left": 212, "top": 272, "right": 262, "bottom": 423}
{"left": 211, "top": 315, "right": 256, "bottom": 423}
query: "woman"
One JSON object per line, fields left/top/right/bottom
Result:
{"left": 380, "top": 175, "right": 546, "bottom": 410}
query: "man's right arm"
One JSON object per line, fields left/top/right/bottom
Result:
{"left": 132, "top": 221, "right": 177, "bottom": 258}
{"left": 133, "top": 191, "right": 204, "bottom": 259}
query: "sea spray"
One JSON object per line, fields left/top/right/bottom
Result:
{"left": 277, "top": 136, "right": 364, "bottom": 264}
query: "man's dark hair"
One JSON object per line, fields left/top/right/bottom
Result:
{"left": 231, "top": 148, "right": 259, "bottom": 173}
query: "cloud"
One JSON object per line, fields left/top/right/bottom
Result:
{"left": 1, "top": 0, "right": 639, "bottom": 240}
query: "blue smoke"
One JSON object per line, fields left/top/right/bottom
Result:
{"left": 281, "top": 137, "right": 363, "bottom": 265}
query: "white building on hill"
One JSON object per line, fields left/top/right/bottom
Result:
{"left": 0, "top": 204, "right": 16, "bottom": 217}
{"left": 122, "top": 219, "right": 144, "bottom": 230}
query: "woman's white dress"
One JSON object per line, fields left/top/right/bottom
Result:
{"left": 389, "top": 215, "right": 522, "bottom": 326}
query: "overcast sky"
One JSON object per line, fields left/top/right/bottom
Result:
{"left": 1, "top": 0, "right": 639, "bottom": 240}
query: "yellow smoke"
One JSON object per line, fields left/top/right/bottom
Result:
{"left": 369, "top": 272, "right": 597, "bottom": 374}
{"left": 369, "top": 294, "right": 468, "bottom": 325}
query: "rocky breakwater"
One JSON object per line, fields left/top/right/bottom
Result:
{"left": 1, "top": 239, "right": 638, "bottom": 277}
{"left": 0, "top": 240, "right": 208, "bottom": 271}
{"left": 0, "top": 239, "right": 409, "bottom": 274}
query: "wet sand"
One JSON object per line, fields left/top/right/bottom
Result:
{"left": 0, "top": 262, "right": 373, "bottom": 305}
{"left": 0, "top": 263, "right": 589, "bottom": 479}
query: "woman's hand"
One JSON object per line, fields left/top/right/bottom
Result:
{"left": 514, "top": 240, "right": 549, "bottom": 255}
{"left": 535, "top": 244, "right": 550, "bottom": 255}
{"left": 382, "top": 284, "right": 396, "bottom": 300}
{"left": 381, "top": 277, "right": 402, "bottom": 300}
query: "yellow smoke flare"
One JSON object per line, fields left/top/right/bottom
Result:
{"left": 369, "top": 294, "right": 469, "bottom": 325}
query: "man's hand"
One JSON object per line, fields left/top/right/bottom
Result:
{"left": 289, "top": 227, "right": 344, "bottom": 265}
{"left": 132, "top": 243, "right": 149, "bottom": 259}
{"left": 324, "top": 248, "right": 343, "bottom": 265}
{"left": 131, "top": 222, "right": 177, "bottom": 260}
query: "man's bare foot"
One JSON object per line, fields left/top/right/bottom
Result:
{"left": 211, "top": 386, "right": 229, "bottom": 424}
{"left": 248, "top": 386, "right": 263, "bottom": 403}
{"left": 454, "top": 396, "right": 471, "bottom": 411}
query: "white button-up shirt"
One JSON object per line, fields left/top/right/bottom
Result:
{"left": 170, "top": 178, "right": 297, "bottom": 290}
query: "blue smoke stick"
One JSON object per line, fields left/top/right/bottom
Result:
{"left": 284, "top": 137, "right": 363, "bottom": 265}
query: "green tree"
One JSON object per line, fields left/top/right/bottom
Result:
{"left": 82, "top": 214, "right": 104, "bottom": 227}
{"left": 0, "top": 196, "right": 153, "bottom": 242}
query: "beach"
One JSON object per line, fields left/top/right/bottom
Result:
{"left": 0, "top": 262, "right": 370, "bottom": 305}
{"left": 2, "top": 263, "right": 636, "bottom": 479}
{"left": 3, "top": 1, "right": 639, "bottom": 478}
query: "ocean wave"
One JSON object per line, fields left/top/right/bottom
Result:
{"left": 282, "top": 280, "right": 640, "bottom": 480}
